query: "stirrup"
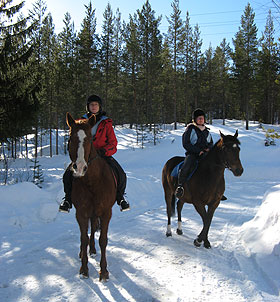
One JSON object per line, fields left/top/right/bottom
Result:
{"left": 175, "top": 185, "right": 184, "bottom": 198}
{"left": 119, "top": 199, "right": 130, "bottom": 212}
{"left": 59, "top": 199, "right": 71, "bottom": 213}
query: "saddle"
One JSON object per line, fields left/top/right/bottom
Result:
{"left": 171, "top": 160, "right": 198, "bottom": 180}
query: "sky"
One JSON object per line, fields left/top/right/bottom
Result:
{"left": 25, "top": 0, "right": 279, "bottom": 51}
{"left": 1, "top": 119, "right": 280, "bottom": 301}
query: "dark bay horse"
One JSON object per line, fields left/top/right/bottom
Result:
{"left": 162, "top": 130, "right": 243, "bottom": 248}
{"left": 66, "top": 112, "right": 117, "bottom": 280}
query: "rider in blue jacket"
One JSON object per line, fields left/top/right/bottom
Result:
{"left": 175, "top": 109, "right": 213, "bottom": 198}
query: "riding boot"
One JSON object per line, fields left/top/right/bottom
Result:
{"left": 59, "top": 166, "right": 73, "bottom": 213}
{"left": 105, "top": 156, "right": 130, "bottom": 212}
{"left": 175, "top": 154, "right": 195, "bottom": 198}
{"left": 117, "top": 193, "right": 130, "bottom": 212}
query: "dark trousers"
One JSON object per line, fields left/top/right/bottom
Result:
{"left": 178, "top": 154, "right": 197, "bottom": 186}
{"left": 63, "top": 156, "right": 126, "bottom": 205}
{"left": 104, "top": 156, "right": 127, "bottom": 203}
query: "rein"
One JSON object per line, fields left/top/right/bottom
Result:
{"left": 204, "top": 141, "right": 229, "bottom": 170}
{"left": 87, "top": 153, "right": 99, "bottom": 165}
{"left": 87, "top": 142, "right": 100, "bottom": 165}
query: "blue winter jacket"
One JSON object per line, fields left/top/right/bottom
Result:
{"left": 182, "top": 123, "right": 213, "bottom": 156}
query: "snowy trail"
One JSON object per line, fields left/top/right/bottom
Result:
{"left": 1, "top": 120, "right": 280, "bottom": 301}
{"left": 2, "top": 182, "right": 277, "bottom": 302}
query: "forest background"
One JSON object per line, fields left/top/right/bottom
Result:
{"left": 1, "top": 0, "right": 280, "bottom": 157}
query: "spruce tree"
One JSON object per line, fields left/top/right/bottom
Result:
{"left": 0, "top": 0, "right": 39, "bottom": 142}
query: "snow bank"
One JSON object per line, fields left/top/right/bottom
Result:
{"left": 241, "top": 184, "right": 280, "bottom": 255}
{"left": 0, "top": 182, "right": 58, "bottom": 228}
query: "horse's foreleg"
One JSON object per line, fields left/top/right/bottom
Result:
{"left": 89, "top": 217, "right": 99, "bottom": 256}
{"left": 193, "top": 204, "right": 208, "bottom": 248}
{"left": 99, "top": 210, "right": 112, "bottom": 281}
{"left": 201, "top": 202, "right": 219, "bottom": 248}
{"left": 194, "top": 202, "right": 219, "bottom": 249}
{"left": 77, "top": 215, "right": 90, "bottom": 278}
{"left": 176, "top": 200, "right": 184, "bottom": 235}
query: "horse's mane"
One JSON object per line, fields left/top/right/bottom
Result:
{"left": 200, "top": 134, "right": 241, "bottom": 163}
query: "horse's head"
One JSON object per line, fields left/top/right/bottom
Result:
{"left": 219, "top": 130, "right": 244, "bottom": 177}
{"left": 66, "top": 112, "right": 96, "bottom": 177}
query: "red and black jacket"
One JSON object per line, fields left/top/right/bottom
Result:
{"left": 82, "top": 112, "right": 117, "bottom": 157}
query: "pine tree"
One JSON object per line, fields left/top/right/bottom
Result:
{"left": 165, "top": 0, "right": 184, "bottom": 129}
{"left": 100, "top": 3, "right": 114, "bottom": 112}
{"left": 257, "top": 10, "right": 279, "bottom": 124}
{"left": 200, "top": 44, "right": 215, "bottom": 122}
{"left": 213, "top": 39, "right": 232, "bottom": 124}
{"left": 57, "top": 12, "right": 77, "bottom": 119}
{"left": 182, "top": 11, "right": 193, "bottom": 123}
{"left": 122, "top": 13, "right": 141, "bottom": 127}
{"left": 0, "top": 0, "right": 39, "bottom": 142}
{"left": 137, "top": 0, "right": 162, "bottom": 125}
{"left": 232, "top": 3, "right": 258, "bottom": 130}
{"left": 76, "top": 1, "right": 99, "bottom": 104}
{"left": 192, "top": 24, "right": 203, "bottom": 110}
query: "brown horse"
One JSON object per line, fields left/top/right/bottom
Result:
{"left": 162, "top": 130, "right": 243, "bottom": 248}
{"left": 66, "top": 112, "right": 117, "bottom": 280}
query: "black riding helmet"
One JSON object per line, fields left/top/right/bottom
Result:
{"left": 192, "top": 108, "right": 205, "bottom": 122}
{"left": 86, "top": 94, "right": 102, "bottom": 112}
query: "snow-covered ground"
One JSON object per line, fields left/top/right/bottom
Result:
{"left": 0, "top": 119, "right": 280, "bottom": 302}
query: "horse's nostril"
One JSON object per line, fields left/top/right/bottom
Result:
{"left": 73, "top": 163, "right": 77, "bottom": 170}
{"left": 83, "top": 166, "right": 87, "bottom": 173}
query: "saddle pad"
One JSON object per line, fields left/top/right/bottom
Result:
{"left": 171, "top": 160, "right": 198, "bottom": 180}
{"left": 171, "top": 161, "right": 184, "bottom": 178}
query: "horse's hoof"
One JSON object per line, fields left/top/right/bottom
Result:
{"left": 176, "top": 228, "right": 183, "bottom": 235}
{"left": 194, "top": 238, "right": 202, "bottom": 247}
{"left": 166, "top": 231, "right": 172, "bottom": 237}
{"left": 89, "top": 252, "right": 97, "bottom": 258}
{"left": 79, "top": 266, "right": 89, "bottom": 278}
{"left": 89, "top": 249, "right": 97, "bottom": 257}
{"left": 79, "top": 271, "right": 89, "bottom": 279}
{"left": 99, "top": 271, "right": 109, "bottom": 282}
{"left": 204, "top": 240, "right": 211, "bottom": 249}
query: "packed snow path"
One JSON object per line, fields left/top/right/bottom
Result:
{"left": 1, "top": 120, "right": 280, "bottom": 301}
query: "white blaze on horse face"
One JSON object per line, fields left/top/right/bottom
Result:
{"left": 74, "top": 130, "right": 88, "bottom": 177}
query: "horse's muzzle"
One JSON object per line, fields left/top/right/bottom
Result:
{"left": 72, "top": 162, "right": 88, "bottom": 177}
{"left": 232, "top": 166, "right": 244, "bottom": 176}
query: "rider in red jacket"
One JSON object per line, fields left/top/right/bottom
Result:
{"left": 59, "top": 94, "right": 130, "bottom": 213}
{"left": 92, "top": 118, "right": 117, "bottom": 156}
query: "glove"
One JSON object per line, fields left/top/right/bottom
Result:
{"left": 97, "top": 148, "right": 106, "bottom": 157}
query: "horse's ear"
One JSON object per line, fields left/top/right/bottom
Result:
{"left": 88, "top": 114, "right": 96, "bottom": 127}
{"left": 234, "top": 130, "right": 238, "bottom": 138}
{"left": 66, "top": 112, "right": 75, "bottom": 128}
{"left": 219, "top": 130, "right": 225, "bottom": 140}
